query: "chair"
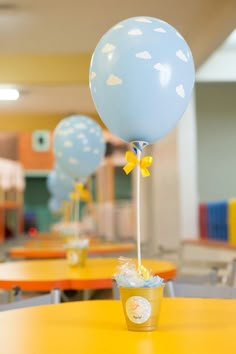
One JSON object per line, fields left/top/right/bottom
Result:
{"left": 176, "top": 241, "right": 231, "bottom": 279}
{"left": 164, "top": 280, "right": 236, "bottom": 298}
{"left": 174, "top": 267, "right": 219, "bottom": 285}
{"left": 0, "top": 288, "right": 60, "bottom": 311}
{"left": 164, "top": 263, "right": 236, "bottom": 298}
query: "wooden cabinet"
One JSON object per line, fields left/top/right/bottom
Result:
{"left": 0, "top": 158, "right": 25, "bottom": 243}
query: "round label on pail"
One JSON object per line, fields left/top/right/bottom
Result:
{"left": 125, "top": 296, "right": 151, "bottom": 324}
{"left": 67, "top": 250, "right": 79, "bottom": 265}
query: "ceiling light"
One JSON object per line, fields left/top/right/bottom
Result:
{"left": 0, "top": 88, "right": 20, "bottom": 101}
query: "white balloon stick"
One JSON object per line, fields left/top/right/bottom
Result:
{"left": 73, "top": 186, "right": 80, "bottom": 239}
{"left": 136, "top": 148, "right": 141, "bottom": 268}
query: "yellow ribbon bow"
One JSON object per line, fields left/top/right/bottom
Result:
{"left": 123, "top": 151, "right": 153, "bottom": 177}
{"left": 70, "top": 183, "right": 92, "bottom": 202}
{"left": 76, "top": 183, "right": 92, "bottom": 202}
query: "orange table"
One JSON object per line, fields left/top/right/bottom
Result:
{"left": 0, "top": 258, "right": 176, "bottom": 291}
{"left": 8, "top": 243, "right": 136, "bottom": 259}
{"left": 1, "top": 298, "right": 236, "bottom": 354}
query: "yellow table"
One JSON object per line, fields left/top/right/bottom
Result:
{"left": 1, "top": 298, "right": 235, "bottom": 354}
{"left": 0, "top": 258, "right": 176, "bottom": 291}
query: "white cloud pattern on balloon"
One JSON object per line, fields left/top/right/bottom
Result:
{"left": 176, "top": 50, "right": 188, "bottom": 62}
{"left": 75, "top": 123, "right": 87, "bottom": 129}
{"left": 153, "top": 63, "right": 171, "bottom": 85}
{"left": 154, "top": 63, "right": 165, "bottom": 71}
{"left": 107, "top": 74, "right": 123, "bottom": 86}
{"left": 136, "top": 51, "right": 152, "bottom": 60}
{"left": 77, "top": 133, "right": 85, "bottom": 139}
{"left": 90, "top": 72, "right": 96, "bottom": 80}
{"left": 69, "top": 157, "right": 79, "bottom": 165}
{"left": 64, "top": 140, "right": 73, "bottom": 147}
{"left": 134, "top": 18, "right": 152, "bottom": 23}
{"left": 65, "top": 128, "right": 74, "bottom": 135}
{"left": 102, "top": 43, "right": 116, "bottom": 53}
{"left": 176, "top": 84, "right": 185, "bottom": 98}
{"left": 153, "top": 27, "right": 166, "bottom": 33}
{"left": 128, "top": 29, "right": 143, "bottom": 36}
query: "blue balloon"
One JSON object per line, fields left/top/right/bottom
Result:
{"left": 89, "top": 16, "right": 195, "bottom": 144}
{"left": 53, "top": 115, "right": 106, "bottom": 179}
{"left": 46, "top": 168, "right": 74, "bottom": 201}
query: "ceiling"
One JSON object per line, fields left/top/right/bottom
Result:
{"left": 0, "top": 0, "right": 235, "bottom": 130}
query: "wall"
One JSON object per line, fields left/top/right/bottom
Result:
{"left": 196, "top": 82, "right": 236, "bottom": 201}
{"left": 19, "top": 132, "right": 54, "bottom": 171}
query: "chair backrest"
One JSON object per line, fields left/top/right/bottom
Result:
{"left": 174, "top": 267, "right": 219, "bottom": 285}
{"left": 224, "top": 259, "right": 236, "bottom": 286}
{"left": 165, "top": 280, "right": 236, "bottom": 299}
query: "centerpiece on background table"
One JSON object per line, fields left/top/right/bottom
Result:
{"left": 53, "top": 114, "right": 106, "bottom": 266}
